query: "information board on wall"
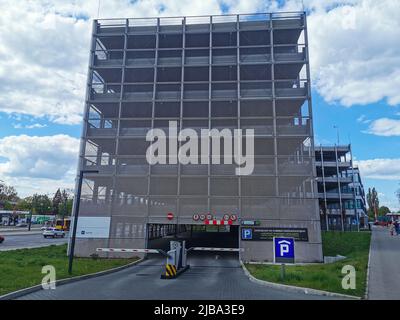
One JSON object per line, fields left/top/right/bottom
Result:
{"left": 76, "top": 217, "right": 111, "bottom": 238}
{"left": 241, "top": 227, "right": 309, "bottom": 242}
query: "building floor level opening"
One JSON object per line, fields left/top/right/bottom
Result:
{"left": 147, "top": 223, "right": 239, "bottom": 253}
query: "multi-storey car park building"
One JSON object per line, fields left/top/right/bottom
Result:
{"left": 72, "top": 12, "right": 323, "bottom": 263}
{"left": 316, "top": 145, "right": 368, "bottom": 231}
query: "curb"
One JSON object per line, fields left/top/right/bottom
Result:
{"left": 0, "top": 258, "right": 144, "bottom": 300}
{"left": 364, "top": 230, "right": 373, "bottom": 300}
{"left": 0, "top": 242, "right": 67, "bottom": 252}
{"left": 1, "top": 231, "right": 43, "bottom": 236}
{"left": 240, "top": 260, "right": 360, "bottom": 300}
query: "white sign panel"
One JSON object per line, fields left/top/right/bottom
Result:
{"left": 76, "top": 217, "right": 111, "bottom": 238}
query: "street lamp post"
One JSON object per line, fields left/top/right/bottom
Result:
{"left": 333, "top": 125, "right": 340, "bottom": 145}
{"left": 68, "top": 169, "right": 99, "bottom": 275}
{"left": 28, "top": 210, "right": 32, "bottom": 231}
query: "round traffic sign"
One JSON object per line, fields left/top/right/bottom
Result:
{"left": 199, "top": 214, "right": 206, "bottom": 221}
{"left": 223, "top": 214, "right": 230, "bottom": 221}
{"left": 167, "top": 212, "right": 174, "bottom": 220}
{"left": 206, "top": 214, "right": 213, "bottom": 221}
{"left": 230, "top": 214, "right": 237, "bottom": 221}
{"left": 193, "top": 214, "right": 200, "bottom": 221}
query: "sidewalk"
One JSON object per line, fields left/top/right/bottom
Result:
{"left": 368, "top": 226, "right": 400, "bottom": 300}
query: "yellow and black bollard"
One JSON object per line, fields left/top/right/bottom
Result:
{"left": 164, "top": 263, "right": 177, "bottom": 278}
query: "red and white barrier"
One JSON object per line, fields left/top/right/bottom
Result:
{"left": 204, "top": 219, "right": 233, "bottom": 225}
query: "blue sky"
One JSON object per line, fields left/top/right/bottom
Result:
{"left": 0, "top": 0, "right": 399, "bottom": 210}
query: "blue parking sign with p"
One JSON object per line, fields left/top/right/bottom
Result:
{"left": 241, "top": 228, "right": 253, "bottom": 240}
{"left": 274, "top": 237, "right": 295, "bottom": 264}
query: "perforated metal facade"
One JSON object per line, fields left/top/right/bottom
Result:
{"left": 73, "top": 12, "right": 323, "bottom": 262}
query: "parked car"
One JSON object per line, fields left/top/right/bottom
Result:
{"left": 0, "top": 235, "right": 4, "bottom": 243}
{"left": 374, "top": 221, "right": 388, "bottom": 227}
{"left": 43, "top": 228, "right": 65, "bottom": 238}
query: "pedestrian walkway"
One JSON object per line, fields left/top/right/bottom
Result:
{"left": 368, "top": 226, "right": 400, "bottom": 300}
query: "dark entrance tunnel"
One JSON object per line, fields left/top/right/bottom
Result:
{"left": 147, "top": 223, "right": 239, "bottom": 252}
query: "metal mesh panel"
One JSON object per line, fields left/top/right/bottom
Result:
{"left": 179, "top": 197, "right": 208, "bottom": 216}
{"left": 79, "top": 177, "right": 113, "bottom": 216}
{"left": 148, "top": 197, "right": 178, "bottom": 216}
{"left": 210, "top": 178, "right": 239, "bottom": 196}
{"left": 210, "top": 198, "right": 239, "bottom": 214}
{"left": 150, "top": 177, "right": 178, "bottom": 195}
{"left": 180, "top": 177, "right": 208, "bottom": 195}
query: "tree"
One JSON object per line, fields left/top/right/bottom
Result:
{"left": 31, "top": 194, "right": 52, "bottom": 215}
{"left": 378, "top": 206, "right": 391, "bottom": 216}
{"left": 0, "top": 182, "right": 19, "bottom": 202}
{"left": 58, "top": 189, "right": 73, "bottom": 218}
{"left": 367, "top": 187, "right": 379, "bottom": 221}
{"left": 16, "top": 197, "right": 33, "bottom": 211}
{"left": 52, "top": 189, "right": 62, "bottom": 216}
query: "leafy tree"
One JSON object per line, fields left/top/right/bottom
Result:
{"left": 31, "top": 194, "right": 52, "bottom": 215}
{"left": 52, "top": 189, "right": 62, "bottom": 216}
{"left": 16, "top": 197, "right": 33, "bottom": 211}
{"left": 58, "top": 189, "right": 73, "bottom": 218}
{"left": 378, "top": 206, "right": 391, "bottom": 216}
{"left": 0, "top": 182, "right": 19, "bottom": 202}
{"left": 367, "top": 187, "right": 379, "bottom": 221}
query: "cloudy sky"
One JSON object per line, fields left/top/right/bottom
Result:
{"left": 0, "top": 0, "right": 399, "bottom": 210}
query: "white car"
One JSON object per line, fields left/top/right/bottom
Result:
{"left": 43, "top": 228, "right": 65, "bottom": 238}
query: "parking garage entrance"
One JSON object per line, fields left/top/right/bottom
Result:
{"left": 147, "top": 223, "right": 239, "bottom": 254}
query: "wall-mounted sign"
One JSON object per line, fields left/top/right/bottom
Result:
{"left": 241, "top": 228, "right": 253, "bottom": 240}
{"left": 76, "top": 217, "right": 111, "bottom": 239}
{"left": 241, "top": 220, "right": 261, "bottom": 226}
{"left": 240, "top": 227, "right": 308, "bottom": 242}
{"left": 167, "top": 212, "right": 174, "bottom": 220}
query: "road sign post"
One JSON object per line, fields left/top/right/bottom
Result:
{"left": 280, "top": 264, "right": 286, "bottom": 281}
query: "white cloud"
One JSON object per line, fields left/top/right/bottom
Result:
{"left": 365, "top": 118, "right": 400, "bottom": 136}
{"left": 13, "top": 123, "right": 47, "bottom": 129}
{"left": 263, "top": 0, "right": 400, "bottom": 107}
{"left": 307, "top": 0, "right": 400, "bottom": 107}
{"left": 0, "top": 134, "right": 80, "bottom": 197}
{"left": 356, "top": 158, "right": 400, "bottom": 180}
{"left": 0, "top": 0, "right": 399, "bottom": 126}
{"left": 356, "top": 114, "right": 370, "bottom": 124}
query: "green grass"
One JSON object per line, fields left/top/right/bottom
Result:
{"left": 245, "top": 231, "right": 371, "bottom": 297}
{"left": 0, "top": 244, "right": 138, "bottom": 296}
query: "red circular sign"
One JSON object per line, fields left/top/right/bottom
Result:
{"left": 167, "top": 212, "right": 174, "bottom": 220}
{"left": 199, "top": 214, "right": 206, "bottom": 221}
{"left": 223, "top": 214, "right": 230, "bottom": 221}
{"left": 193, "top": 214, "right": 200, "bottom": 221}
{"left": 230, "top": 214, "right": 237, "bottom": 221}
{"left": 206, "top": 214, "right": 213, "bottom": 221}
